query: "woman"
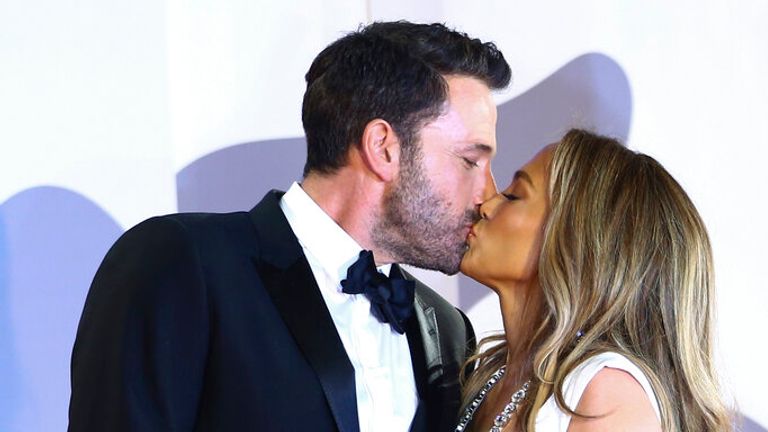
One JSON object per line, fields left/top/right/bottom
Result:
{"left": 456, "top": 129, "right": 731, "bottom": 431}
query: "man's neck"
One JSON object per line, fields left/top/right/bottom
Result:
{"left": 301, "top": 169, "right": 394, "bottom": 265}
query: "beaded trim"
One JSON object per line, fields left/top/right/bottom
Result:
{"left": 454, "top": 366, "right": 531, "bottom": 432}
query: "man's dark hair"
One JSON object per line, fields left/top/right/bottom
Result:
{"left": 301, "top": 21, "right": 511, "bottom": 176}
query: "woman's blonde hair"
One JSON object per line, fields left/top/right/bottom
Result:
{"left": 460, "top": 129, "right": 732, "bottom": 431}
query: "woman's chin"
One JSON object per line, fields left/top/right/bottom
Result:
{"left": 459, "top": 255, "right": 484, "bottom": 284}
{"left": 458, "top": 252, "right": 473, "bottom": 276}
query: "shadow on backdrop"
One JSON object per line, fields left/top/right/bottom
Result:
{"left": 456, "top": 52, "right": 633, "bottom": 311}
{"left": 0, "top": 186, "right": 122, "bottom": 431}
{"left": 177, "top": 137, "right": 307, "bottom": 212}
{"left": 741, "top": 416, "right": 768, "bottom": 432}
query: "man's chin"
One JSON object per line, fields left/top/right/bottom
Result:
{"left": 417, "top": 262, "right": 460, "bottom": 275}
{"left": 409, "top": 255, "right": 461, "bottom": 275}
{"left": 435, "top": 252, "right": 463, "bottom": 275}
{"left": 387, "top": 239, "right": 464, "bottom": 274}
{"left": 440, "top": 267, "right": 460, "bottom": 276}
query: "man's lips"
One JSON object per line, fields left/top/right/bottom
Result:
{"left": 467, "top": 224, "right": 478, "bottom": 240}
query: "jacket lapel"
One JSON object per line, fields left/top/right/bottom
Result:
{"left": 398, "top": 266, "right": 443, "bottom": 388}
{"left": 249, "top": 191, "right": 359, "bottom": 432}
{"left": 397, "top": 266, "right": 444, "bottom": 432}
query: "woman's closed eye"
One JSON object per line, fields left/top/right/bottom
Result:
{"left": 502, "top": 192, "right": 519, "bottom": 201}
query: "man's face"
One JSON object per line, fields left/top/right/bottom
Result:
{"left": 373, "top": 75, "right": 498, "bottom": 274}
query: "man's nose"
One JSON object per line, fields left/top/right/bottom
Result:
{"left": 478, "top": 162, "right": 498, "bottom": 203}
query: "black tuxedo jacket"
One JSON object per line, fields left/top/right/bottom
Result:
{"left": 69, "top": 191, "right": 475, "bottom": 432}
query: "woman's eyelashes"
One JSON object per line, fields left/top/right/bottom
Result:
{"left": 502, "top": 192, "right": 519, "bottom": 201}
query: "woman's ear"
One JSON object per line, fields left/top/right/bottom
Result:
{"left": 360, "top": 118, "right": 400, "bottom": 182}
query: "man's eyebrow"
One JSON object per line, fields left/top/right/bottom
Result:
{"left": 513, "top": 170, "right": 535, "bottom": 189}
{"left": 460, "top": 143, "right": 494, "bottom": 154}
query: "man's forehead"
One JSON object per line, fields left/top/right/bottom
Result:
{"left": 415, "top": 75, "right": 498, "bottom": 156}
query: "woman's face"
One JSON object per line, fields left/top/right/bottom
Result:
{"left": 460, "top": 145, "right": 554, "bottom": 290}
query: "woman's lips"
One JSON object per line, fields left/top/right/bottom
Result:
{"left": 467, "top": 224, "right": 478, "bottom": 240}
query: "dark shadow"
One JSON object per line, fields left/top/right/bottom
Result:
{"left": 0, "top": 186, "right": 122, "bottom": 431}
{"left": 456, "top": 52, "right": 633, "bottom": 311}
{"left": 177, "top": 137, "right": 307, "bottom": 213}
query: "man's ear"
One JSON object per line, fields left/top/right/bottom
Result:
{"left": 359, "top": 118, "right": 400, "bottom": 182}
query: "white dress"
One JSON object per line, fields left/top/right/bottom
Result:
{"left": 534, "top": 352, "right": 661, "bottom": 431}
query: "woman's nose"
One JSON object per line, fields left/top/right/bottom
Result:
{"left": 479, "top": 195, "right": 500, "bottom": 220}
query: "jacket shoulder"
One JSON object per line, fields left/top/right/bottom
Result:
{"left": 125, "top": 211, "right": 256, "bottom": 250}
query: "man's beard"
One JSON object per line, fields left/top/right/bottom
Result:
{"left": 372, "top": 151, "right": 478, "bottom": 275}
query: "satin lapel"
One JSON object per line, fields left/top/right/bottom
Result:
{"left": 411, "top": 293, "right": 443, "bottom": 385}
{"left": 249, "top": 191, "right": 359, "bottom": 432}
{"left": 396, "top": 266, "right": 444, "bottom": 394}
{"left": 400, "top": 265, "right": 444, "bottom": 432}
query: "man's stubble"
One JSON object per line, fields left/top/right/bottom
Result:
{"left": 372, "top": 146, "right": 478, "bottom": 275}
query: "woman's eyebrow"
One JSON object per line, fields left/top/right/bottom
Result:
{"left": 513, "top": 170, "right": 535, "bottom": 189}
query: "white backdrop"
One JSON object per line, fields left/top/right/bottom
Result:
{"left": 1, "top": 1, "right": 766, "bottom": 430}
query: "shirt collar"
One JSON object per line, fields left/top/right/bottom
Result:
{"left": 280, "top": 182, "right": 391, "bottom": 285}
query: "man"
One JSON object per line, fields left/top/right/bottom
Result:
{"left": 69, "top": 21, "right": 510, "bottom": 431}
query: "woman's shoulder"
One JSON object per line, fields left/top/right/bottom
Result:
{"left": 568, "top": 352, "right": 660, "bottom": 415}
{"left": 535, "top": 352, "right": 661, "bottom": 432}
{"left": 566, "top": 355, "right": 662, "bottom": 431}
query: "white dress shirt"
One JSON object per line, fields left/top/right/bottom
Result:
{"left": 279, "top": 182, "right": 419, "bottom": 432}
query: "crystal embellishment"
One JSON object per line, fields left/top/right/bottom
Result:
{"left": 454, "top": 366, "right": 531, "bottom": 432}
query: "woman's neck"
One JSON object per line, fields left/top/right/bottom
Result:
{"left": 496, "top": 280, "right": 543, "bottom": 384}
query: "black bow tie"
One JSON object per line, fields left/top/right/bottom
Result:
{"left": 341, "top": 250, "right": 416, "bottom": 334}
